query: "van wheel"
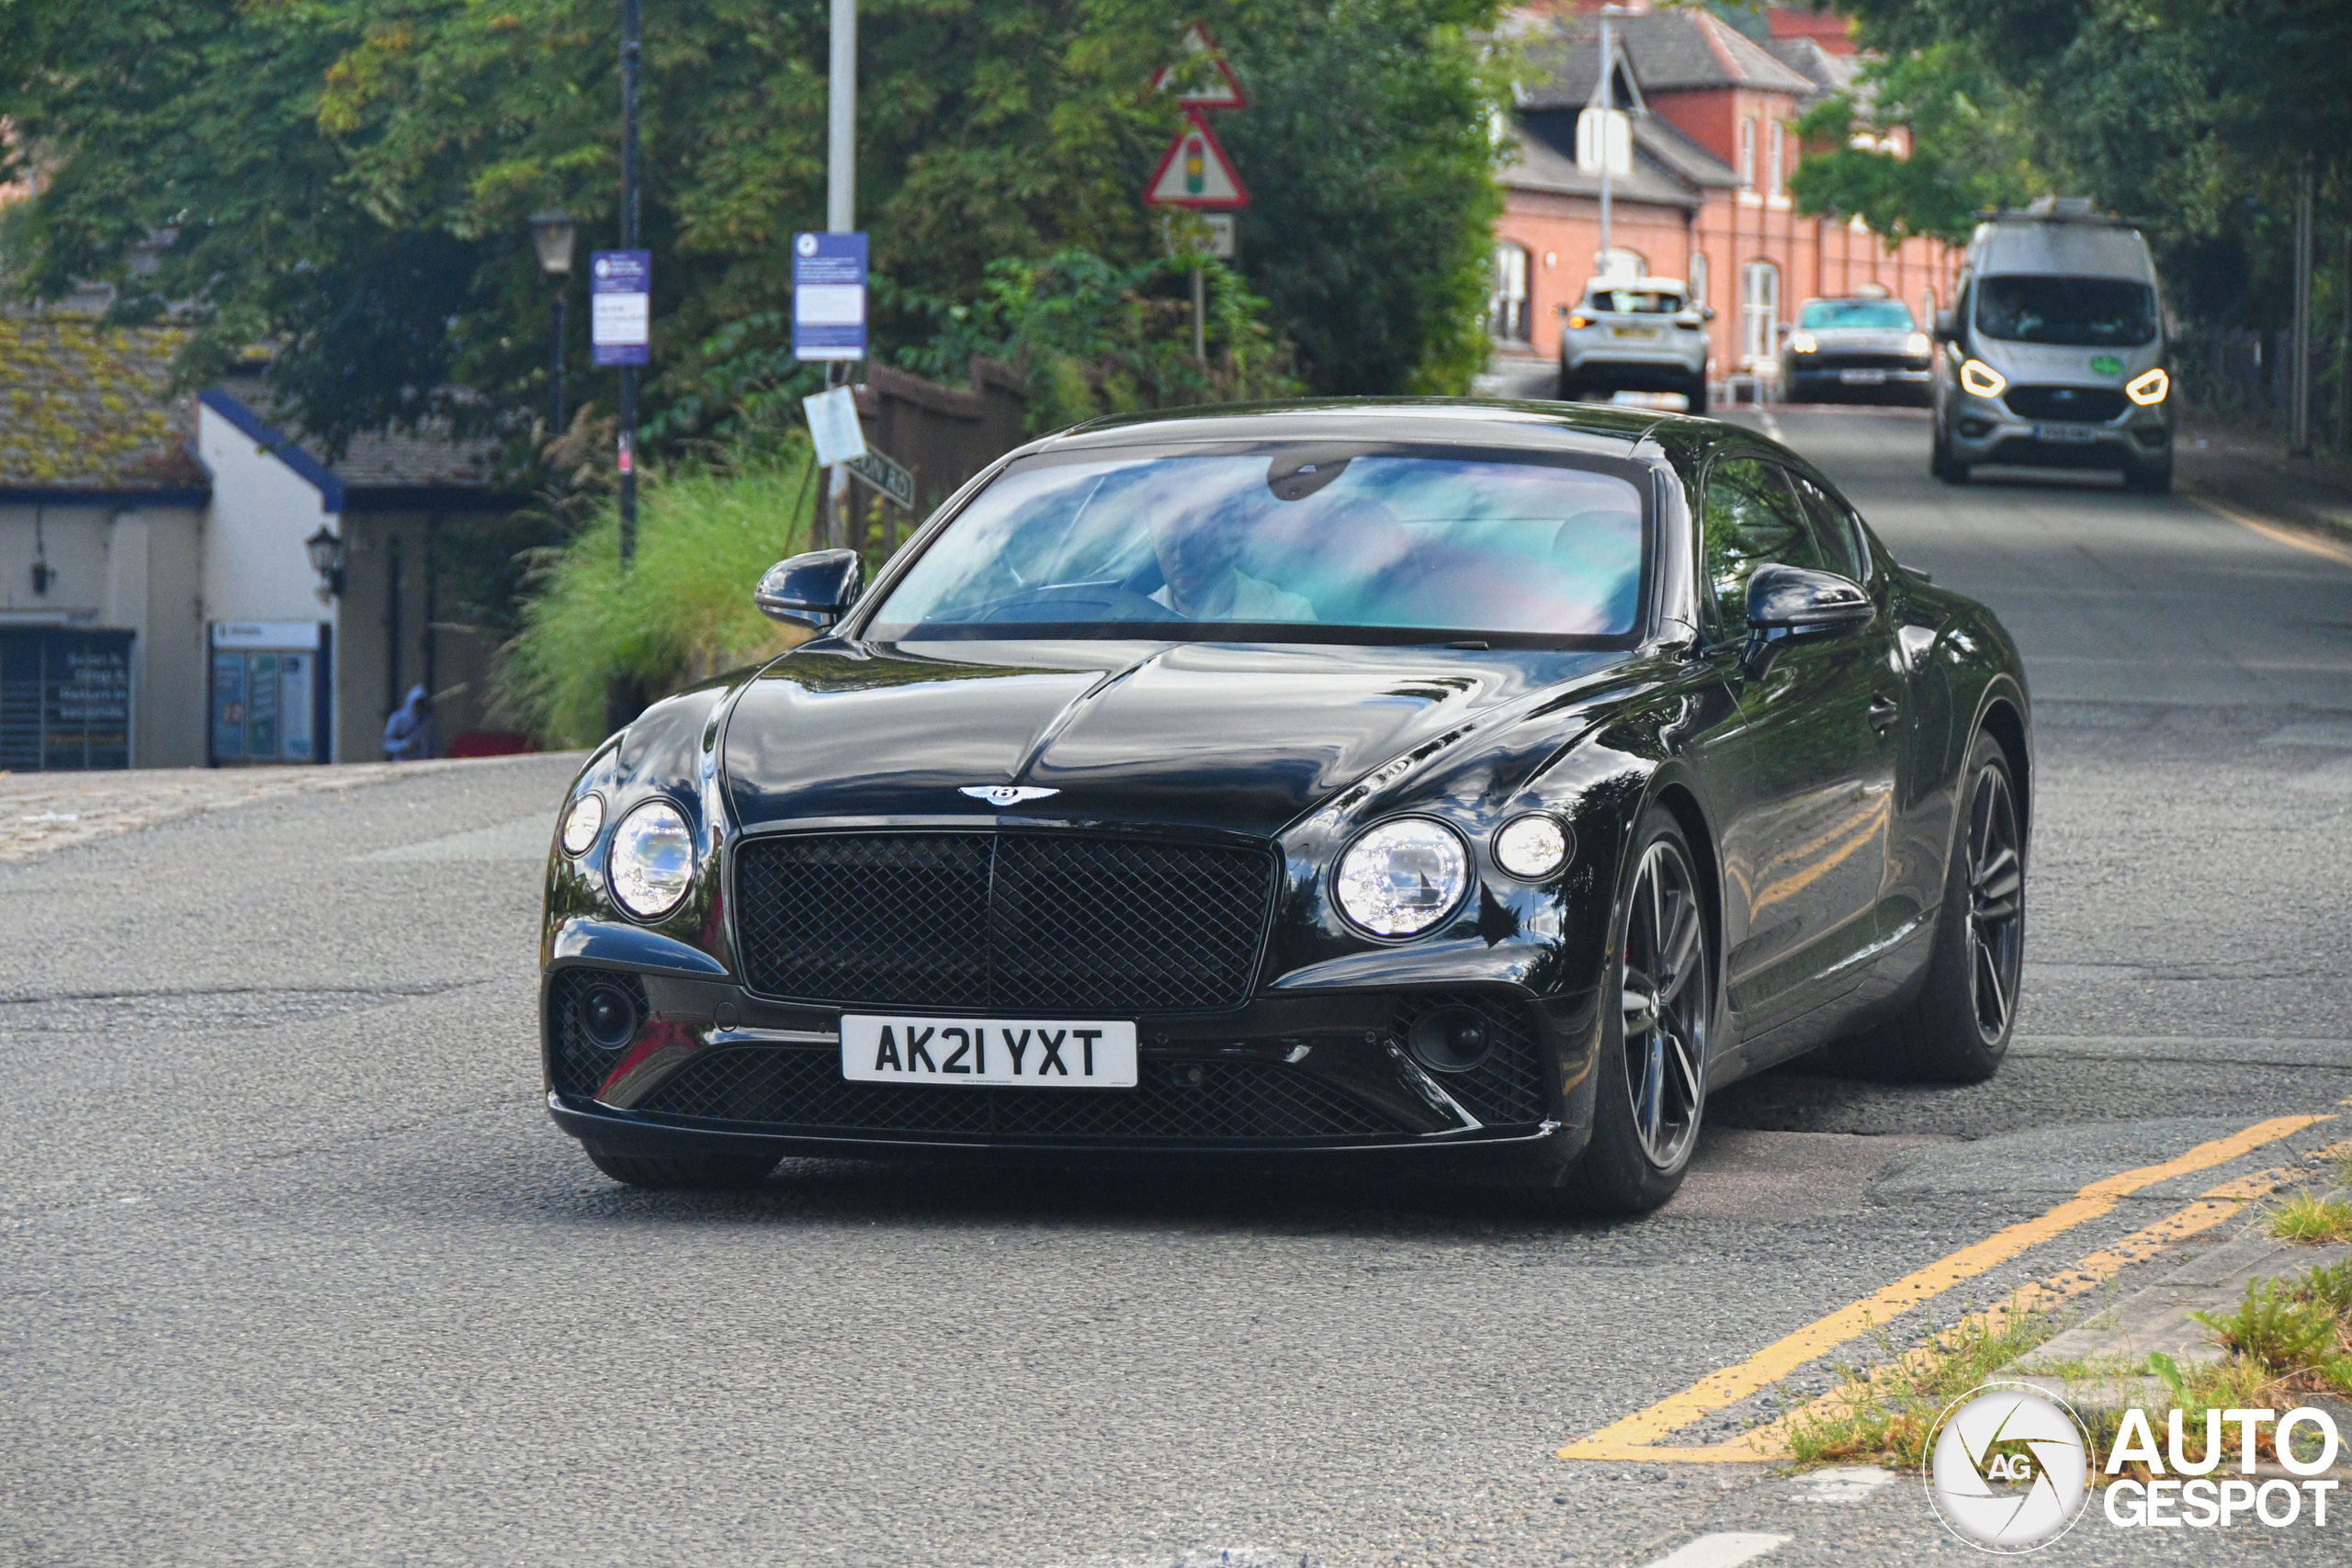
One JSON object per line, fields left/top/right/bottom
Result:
{"left": 2124, "top": 458, "right": 2172, "bottom": 494}
{"left": 1932, "top": 430, "right": 1971, "bottom": 484}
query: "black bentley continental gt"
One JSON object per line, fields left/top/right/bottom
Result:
{"left": 542, "top": 400, "right": 2030, "bottom": 1213}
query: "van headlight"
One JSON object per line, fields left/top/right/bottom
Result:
{"left": 2126, "top": 367, "right": 2169, "bottom": 406}
{"left": 1336, "top": 818, "right": 1469, "bottom": 937}
{"left": 607, "top": 800, "right": 696, "bottom": 919}
{"left": 1960, "top": 358, "right": 2007, "bottom": 398}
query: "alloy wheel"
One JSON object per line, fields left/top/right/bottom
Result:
{"left": 1963, "top": 765, "right": 2024, "bottom": 1043}
{"left": 1619, "top": 839, "right": 1709, "bottom": 1172}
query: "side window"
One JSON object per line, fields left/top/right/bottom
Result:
{"left": 1787, "top": 469, "right": 1869, "bottom": 581}
{"left": 1701, "top": 457, "right": 1822, "bottom": 637}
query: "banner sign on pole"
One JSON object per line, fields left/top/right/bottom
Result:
{"left": 589, "top": 251, "right": 651, "bottom": 367}
{"left": 846, "top": 446, "right": 916, "bottom": 510}
{"left": 793, "top": 231, "right": 869, "bottom": 361}
{"left": 801, "top": 385, "right": 868, "bottom": 468}
{"left": 1144, "top": 110, "right": 1250, "bottom": 210}
{"left": 1150, "top": 23, "right": 1248, "bottom": 110}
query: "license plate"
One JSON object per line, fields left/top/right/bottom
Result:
{"left": 1838, "top": 368, "right": 1887, "bottom": 385}
{"left": 2034, "top": 423, "right": 2099, "bottom": 443}
{"left": 1610, "top": 325, "right": 1658, "bottom": 339}
{"left": 840, "top": 1015, "right": 1139, "bottom": 1088}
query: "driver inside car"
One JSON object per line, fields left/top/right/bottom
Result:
{"left": 1145, "top": 504, "right": 1317, "bottom": 622}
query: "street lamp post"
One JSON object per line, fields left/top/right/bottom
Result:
{"left": 820, "top": 0, "right": 857, "bottom": 553}
{"left": 528, "top": 209, "right": 578, "bottom": 440}
{"left": 618, "top": 0, "right": 642, "bottom": 565}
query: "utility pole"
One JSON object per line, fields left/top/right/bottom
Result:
{"left": 2289, "top": 161, "right": 2313, "bottom": 456}
{"left": 618, "top": 0, "right": 642, "bottom": 558}
{"left": 1596, "top": 7, "right": 1614, "bottom": 278}
{"left": 821, "top": 0, "right": 857, "bottom": 552}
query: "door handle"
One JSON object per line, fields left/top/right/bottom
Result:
{"left": 1867, "top": 694, "right": 1900, "bottom": 735}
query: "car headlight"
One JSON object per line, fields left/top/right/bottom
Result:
{"left": 2126, "top": 367, "right": 2169, "bottom": 406}
{"left": 1789, "top": 331, "right": 1818, "bottom": 355}
{"left": 1905, "top": 332, "right": 1932, "bottom": 357}
{"left": 559, "top": 793, "right": 605, "bottom": 856}
{"left": 607, "top": 800, "right": 695, "bottom": 919}
{"left": 1492, "top": 814, "right": 1574, "bottom": 880}
{"left": 1335, "top": 818, "right": 1469, "bottom": 938}
{"left": 1960, "top": 358, "right": 2007, "bottom": 398}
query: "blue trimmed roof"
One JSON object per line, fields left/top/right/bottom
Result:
{"left": 200, "top": 389, "right": 345, "bottom": 513}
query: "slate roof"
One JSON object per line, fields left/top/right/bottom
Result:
{"left": 1518, "top": 9, "right": 1817, "bottom": 109}
{"left": 207, "top": 375, "right": 506, "bottom": 505}
{"left": 1765, "top": 37, "right": 1868, "bottom": 108}
{"left": 0, "top": 313, "right": 207, "bottom": 493}
{"left": 1499, "top": 121, "right": 1706, "bottom": 210}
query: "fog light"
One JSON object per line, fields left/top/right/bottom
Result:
{"left": 1958, "top": 417, "right": 1995, "bottom": 440}
{"left": 577, "top": 981, "right": 639, "bottom": 1050}
{"left": 1408, "top": 1006, "right": 1492, "bottom": 1074}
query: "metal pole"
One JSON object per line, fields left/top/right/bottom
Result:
{"left": 1193, "top": 261, "right": 1206, "bottom": 367}
{"left": 2289, "top": 162, "right": 2313, "bottom": 455}
{"left": 550, "top": 294, "right": 567, "bottom": 439}
{"left": 2339, "top": 221, "right": 2352, "bottom": 454}
{"left": 1596, "top": 11, "right": 1612, "bottom": 277}
{"left": 618, "top": 0, "right": 641, "bottom": 559}
{"left": 820, "top": 0, "right": 856, "bottom": 552}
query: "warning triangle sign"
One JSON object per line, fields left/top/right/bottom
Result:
{"left": 1144, "top": 110, "right": 1250, "bottom": 209}
{"left": 1150, "top": 23, "right": 1248, "bottom": 110}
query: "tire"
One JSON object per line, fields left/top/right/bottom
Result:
{"left": 1562, "top": 805, "right": 1716, "bottom": 1213}
{"left": 2124, "top": 458, "right": 2172, "bottom": 494}
{"left": 1826, "top": 730, "right": 2024, "bottom": 1083}
{"left": 584, "top": 1146, "right": 778, "bottom": 1190}
{"left": 1931, "top": 426, "right": 1971, "bottom": 484}
{"left": 1684, "top": 373, "right": 1711, "bottom": 414}
{"left": 1556, "top": 367, "right": 1579, "bottom": 401}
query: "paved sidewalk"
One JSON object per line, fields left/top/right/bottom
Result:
{"left": 0, "top": 754, "right": 571, "bottom": 862}
{"left": 2177, "top": 415, "right": 2352, "bottom": 549}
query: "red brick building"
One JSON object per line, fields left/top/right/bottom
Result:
{"left": 1488, "top": 2, "right": 1962, "bottom": 383}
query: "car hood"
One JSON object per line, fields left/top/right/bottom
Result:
{"left": 721, "top": 638, "right": 1626, "bottom": 838}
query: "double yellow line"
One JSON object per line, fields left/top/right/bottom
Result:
{"left": 1558, "top": 1113, "right": 2336, "bottom": 1463}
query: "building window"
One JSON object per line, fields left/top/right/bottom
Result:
{"left": 1488, "top": 243, "right": 1532, "bottom": 342}
{"left": 1767, "top": 121, "right": 1785, "bottom": 198}
{"left": 1741, "top": 259, "right": 1781, "bottom": 367}
{"left": 1738, "top": 118, "right": 1757, "bottom": 189}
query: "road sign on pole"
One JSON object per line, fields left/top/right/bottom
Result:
{"left": 1150, "top": 23, "right": 1248, "bottom": 110}
{"left": 1144, "top": 111, "right": 1250, "bottom": 209}
{"left": 794, "top": 231, "right": 869, "bottom": 361}
{"left": 801, "top": 386, "right": 867, "bottom": 468}
{"left": 846, "top": 446, "right": 916, "bottom": 511}
{"left": 590, "top": 251, "right": 651, "bottom": 367}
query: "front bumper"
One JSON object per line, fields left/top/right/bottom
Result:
{"left": 1786, "top": 359, "right": 1932, "bottom": 400}
{"left": 542, "top": 953, "right": 1598, "bottom": 1175}
{"left": 1945, "top": 389, "right": 2170, "bottom": 470}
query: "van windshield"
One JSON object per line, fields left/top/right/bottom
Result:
{"left": 1974, "top": 275, "right": 2156, "bottom": 347}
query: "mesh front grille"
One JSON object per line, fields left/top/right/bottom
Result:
{"left": 636, "top": 1047, "right": 1411, "bottom": 1143}
{"left": 1392, "top": 991, "right": 1551, "bottom": 1127}
{"left": 545, "top": 968, "right": 650, "bottom": 1100}
{"left": 2001, "top": 385, "right": 2128, "bottom": 423}
{"left": 734, "top": 832, "right": 1273, "bottom": 1012}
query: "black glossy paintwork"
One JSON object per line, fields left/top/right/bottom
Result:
{"left": 538, "top": 398, "right": 2030, "bottom": 1172}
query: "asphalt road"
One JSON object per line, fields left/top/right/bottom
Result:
{"left": 7, "top": 401, "right": 2352, "bottom": 1568}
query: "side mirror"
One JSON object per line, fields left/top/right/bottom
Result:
{"left": 1702, "top": 305, "right": 1717, "bottom": 321}
{"left": 1743, "top": 564, "right": 1872, "bottom": 678}
{"left": 1932, "top": 310, "right": 1956, "bottom": 343}
{"left": 1774, "top": 321, "right": 1792, "bottom": 341}
{"left": 1553, "top": 301, "right": 1572, "bottom": 318}
{"left": 754, "top": 548, "right": 863, "bottom": 630}
{"left": 1673, "top": 310, "right": 1704, "bottom": 329}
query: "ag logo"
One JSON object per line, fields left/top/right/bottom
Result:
{"left": 1925, "top": 1383, "right": 2093, "bottom": 1552}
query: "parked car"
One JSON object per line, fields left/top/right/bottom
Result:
{"left": 1931, "top": 197, "right": 2175, "bottom": 492}
{"left": 1778, "top": 295, "right": 1934, "bottom": 405}
{"left": 541, "top": 400, "right": 2030, "bottom": 1213}
{"left": 1556, "top": 277, "right": 1713, "bottom": 411}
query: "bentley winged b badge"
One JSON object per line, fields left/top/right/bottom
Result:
{"left": 959, "top": 785, "right": 1060, "bottom": 807}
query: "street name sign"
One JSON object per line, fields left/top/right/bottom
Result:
{"left": 590, "top": 251, "right": 650, "bottom": 367}
{"left": 793, "top": 231, "right": 868, "bottom": 361}
{"left": 846, "top": 447, "right": 916, "bottom": 510}
{"left": 1145, "top": 111, "right": 1250, "bottom": 210}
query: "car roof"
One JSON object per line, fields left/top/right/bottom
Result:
{"left": 1032, "top": 398, "right": 1697, "bottom": 462}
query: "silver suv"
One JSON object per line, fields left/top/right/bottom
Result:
{"left": 1556, "top": 277, "right": 1712, "bottom": 411}
{"left": 1932, "top": 200, "right": 2174, "bottom": 492}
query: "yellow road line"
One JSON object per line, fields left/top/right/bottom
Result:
{"left": 1556, "top": 1113, "right": 2328, "bottom": 1462}
{"left": 2185, "top": 491, "right": 2352, "bottom": 568}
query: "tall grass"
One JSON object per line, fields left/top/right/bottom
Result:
{"left": 496, "top": 447, "right": 820, "bottom": 747}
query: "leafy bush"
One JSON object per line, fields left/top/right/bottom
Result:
{"left": 496, "top": 448, "right": 819, "bottom": 747}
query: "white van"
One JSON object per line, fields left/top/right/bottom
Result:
{"left": 1931, "top": 197, "right": 2174, "bottom": 492}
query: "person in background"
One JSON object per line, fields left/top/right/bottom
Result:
{"left": 383, "top": 685, "right": 435, "bottom": 761}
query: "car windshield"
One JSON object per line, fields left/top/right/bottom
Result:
{"left": 1974, "top": 275, "right": 2156, "bottom": 346}
{"left": 1587, "top": 288, "right": 1683, "bottom": 315}
{"left": 866, "top": 449, "right": 1647, "bottom": 644}
{"left": 1799, "top": 299, "right": 1914, "bottom": 330}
